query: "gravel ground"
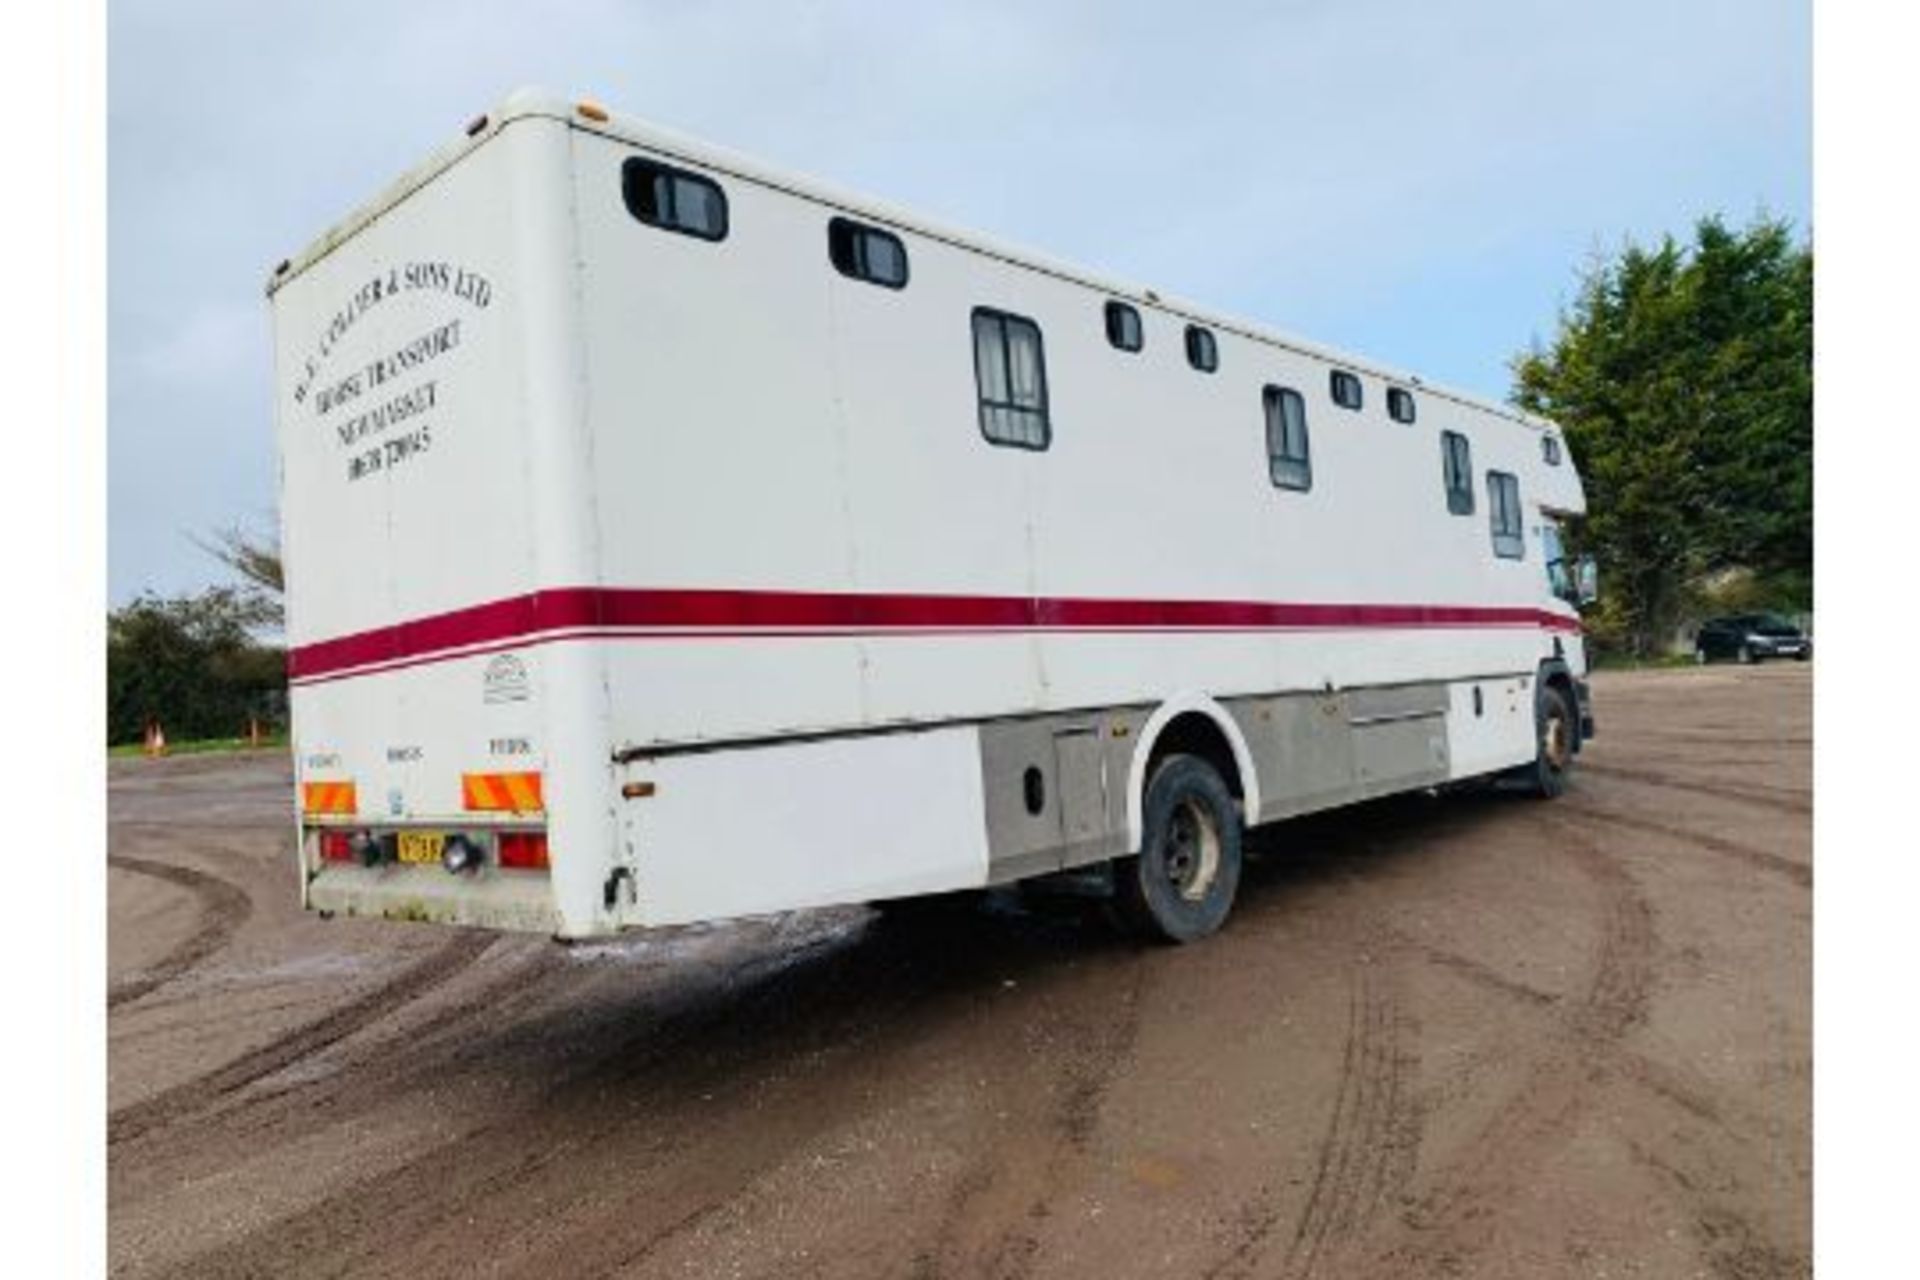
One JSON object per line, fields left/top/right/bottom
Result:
{"left": 107, "top": 664, "right": 1811, "bottom": 1279}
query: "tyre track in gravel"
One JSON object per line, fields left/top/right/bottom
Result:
{"left": 1357, "top": 811, "right": 1656, "bottom": 1278}
{"left": 1577, "top": 762, "right": 1809, "bottom": 816}
{"left": 1205, "top": 944, "right": 1419, "bottom": 1280}
{"left": 1567, "top": 802, "right": 1811, "bottom": 889}
{"left": 109, "top": 929, "right": 495, "bottom": 1147}
{"left": 112, "top": 943, "right": 572, "bottom": 1196}
{"left": 909, "top": 951, "right": 1150, "bottom": 1280}
{"left": 151, "top": 913, "right": 969, "bottom": 1280}
{"left": 107, "top": 856, "right": 254, "bottom": 1010}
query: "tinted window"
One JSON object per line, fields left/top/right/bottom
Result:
{"left": 1387, "top": 386, "right": 1416, "bottom": 424}
{"left": 1542, "top": 433, "right": 1563, "bottom": 465}
{"left": 1330, "top": 369, "right": 1363, "bottom": 410}
{"left": 1488, "top": 470, "right": 1524, "bottom": 559}
{"left": 1185, "top": 325, "right": 1218, "bottom": 373}
{"left": 828, "top": 217, "right": 909, "bottom": 289}
{"left": 621, "top": 158, "right": 728, "bottom": 241}
{"left": 1263, "top": 386, "right": 1312, "bottom": 491}
{"left": 1105, "top": 301, "right": 1143, "bottom": 352}
{"left": 1442, "top": 432, "right": 1474, "bottom": 515}
{"left": 972, "top": 308, "right": 1050, "bottom": 450}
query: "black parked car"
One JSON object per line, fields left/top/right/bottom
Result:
{"left": 1693, "top": 614, "right": 1811, "bottom": 664}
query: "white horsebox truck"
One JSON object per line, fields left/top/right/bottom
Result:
{"left": 270, "top": 89, "right": 1595, "bottom": 945}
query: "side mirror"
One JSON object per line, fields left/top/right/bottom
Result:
{"left": 1575, "top": 556, "right": 1599, "bottom": 606}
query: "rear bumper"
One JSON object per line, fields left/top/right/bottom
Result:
{"left": 306, "top": 864, "right": 561, "bottom": 934}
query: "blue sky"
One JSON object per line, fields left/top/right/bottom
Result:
{"left": 108, "top": 0, "right": 1810, "bottom": 603}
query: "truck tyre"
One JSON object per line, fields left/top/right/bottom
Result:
{"left": 1114, "top": 754, "right": 1243, "bottom": 944}
{"left": 1519, "top": 684, "right": 1576, "bottom": 799}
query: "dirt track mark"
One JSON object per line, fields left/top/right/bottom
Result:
{"left": 118, "top": 944, "right": 570, "bottom": 1182}
{"left": 1571, "top": 803, "right": 1811, "bottom": 889}
{"left": 154, "top": 915, "right": 888, "bottom": 1280}
{"left": 108, "top": 856, "right": 254, "bottom": 1010}
{"left": 1411, "top": 942, "right": 1562, "bottom": 1010}
{"left": 1629, "top": 1140, "right": 1810, "bottom": 1280}
{"left": 1205, "top": 950, "right": 1419, "bottom": 1280}
{"left": 109, "top": 930, "right": 494, "bottom": 1147}
{"left": 1579, "top": 762, "right": 1809, "bottom": 816}
{"left": 1282, "top": 959, "right": 1421, "bottom": 1279}
{"left": 912, "top": 955, "right": 1149, "bottom": 1280}
{"left": 1363, "top": 816, "right": 1655, "bottom": 1277}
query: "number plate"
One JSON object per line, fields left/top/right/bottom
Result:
{"left": 396, "top": 831, "right": 445, "bottom": 865}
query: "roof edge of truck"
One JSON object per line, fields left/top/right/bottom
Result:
{"left": 265, "top": 87, "right": 1561, "bottom": 437}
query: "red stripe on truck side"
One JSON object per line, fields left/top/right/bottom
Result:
{"left": 286, "top": 587, "right": 1584, "bottom": 685}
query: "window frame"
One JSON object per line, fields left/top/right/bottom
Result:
{"left": 1185, "top": 324, "right": 1219, "bottom": 373}
{"left": 1542, "top": 433, "right": 1563, "bottom": 466}
{"left": 620, "top": 156, "right": 729, "bottom": 242}
{"left": 1330, "top": 369, "right": 1364, "bottom": 411}
{"left": 827, "top": 216, "right": 909, "bottom": 290}
{"left": 970, "top": 307, "right": 1052, "bottom": 452}
{"left": 1104, "top": 300, "right": 1144, "bottom": 353}
{"left": 1386, "top": 386, "right": 1417, "bottom": 424}
{"left": 1263, "top": 384, "right": 1313, "bottom": 492}
{"left": 1487, "top": 469, "right": 1525, "bottom": 559}
{"left": 1441, "top": 431, "right": 1475, "bottom": 515}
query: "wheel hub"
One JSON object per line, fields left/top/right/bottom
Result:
{"left": 1164, "top": 799, "right": 1222, "bottom": 902}
{"left": 1543, "top": 712, "right": 1570, "bottom": 769}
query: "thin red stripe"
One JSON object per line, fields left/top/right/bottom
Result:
{"left": 287, "top": 587, "right": 1583, "bottom": 683}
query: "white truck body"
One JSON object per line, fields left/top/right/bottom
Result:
{"left": 269, "top": 90, "right": 1589, "bottom": 939}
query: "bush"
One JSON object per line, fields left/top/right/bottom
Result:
{"left": 107, "top": 588, "right": 285, "bottom": 745}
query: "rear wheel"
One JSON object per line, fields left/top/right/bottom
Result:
{"left": 1518, "top": 683, "right": 1576, "bottom": 799}
{"left": 1113, "top": 754, "right": 1243, "bottom": 944}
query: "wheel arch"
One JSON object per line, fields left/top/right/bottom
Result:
{"left": 1126, "top": 694, "right": 1260, "bottom": 854}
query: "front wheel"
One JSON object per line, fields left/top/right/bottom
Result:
{"left": 1113, "top": 754, "right": 1243, "bottom": 944}
{"left": 1517, "top": 684, "right": 1576, "bottom": 799}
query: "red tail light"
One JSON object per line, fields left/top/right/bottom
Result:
{"left": 497, "top": 832, "right": 549, "bottom": 870}
{"left": 319, "top": 830, "right": 358, "bottom": 863}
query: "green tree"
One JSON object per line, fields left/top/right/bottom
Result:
{"left": 1511, "top": 216, "right": 1812, "bottom": 656}
{"left": 106, "top": 588, "right": 285, "bottom": 745}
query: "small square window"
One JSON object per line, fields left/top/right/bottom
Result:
{"left": 1488, "top": 470, "right": 1524, "bottom": 559}
{"left": 1387, "top": 387, "right": 1416, "bottom": 424}
{"left": 1105, "top": 301, "right": 1143, "bottom": 352}
{"left": 1330, "top": 369, "right": 1363, "bottom": 410}
{"left": 1441, "top": 431, "right": 1474, "bottom": 515}
{"left": 1263, "top": 385, "right": 1312, "bottom": 491}
{"left": 1185, "top": 325, "right": 1218, "bottom": 373}
{"left": 972, "top": 308, "right": 1051, "bottom": 451}
{"left": 621, "top": 157, "right": 728, "bottom": 241}
{"left": 828, "top": 217, "right": 909, "bottom": 289}
{"left": 1542, "top": 434, "right": 1563, "bottom": 465}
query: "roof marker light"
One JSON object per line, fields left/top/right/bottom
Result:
{"left": 576, "top": 100, "right": 609, "bottom": 122}
{"left": 465, "top": 114, "right": 489, "bottom": 137}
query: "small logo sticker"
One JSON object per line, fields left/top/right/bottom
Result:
{"left": 483, "top": 653, "right": 530, "bottom": 704}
